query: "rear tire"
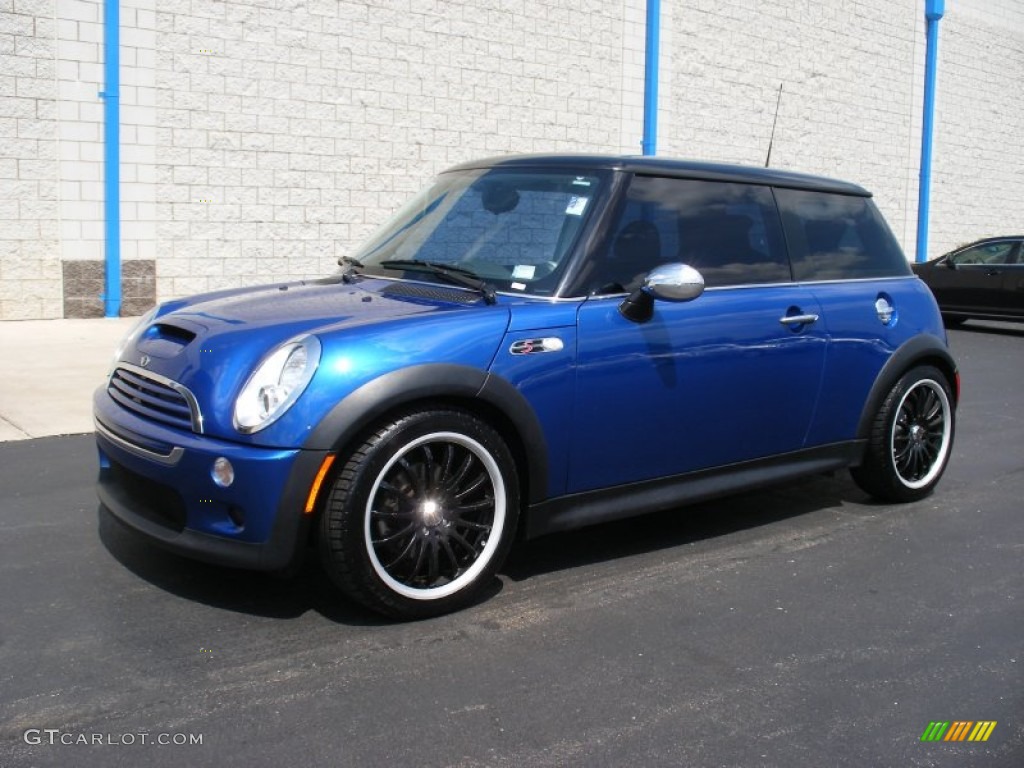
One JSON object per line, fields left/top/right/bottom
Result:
{"left": 851, "top": 365, "right": 955, "bottom": 502}
{"left": 319, "top": 409, "right": 519, "bottom": 619}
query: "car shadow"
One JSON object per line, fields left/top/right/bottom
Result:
{"left": 96, "top": 505, "right": 390, "bottom": 626}
{"left": 97, "top": 471, "right": 875, "bottom": 623}
{"left": 504, "top": 471, "right": 874, "bottom": 581}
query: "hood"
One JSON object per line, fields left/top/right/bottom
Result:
{"left": 152, "top": 276, "right": 467, "bottom": 334}
{"left": 115, "top": 277, "right": 512, "bottom": 445}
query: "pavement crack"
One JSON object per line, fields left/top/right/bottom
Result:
{"left": 0, "top": 412, "right": 32, "bottom": 440}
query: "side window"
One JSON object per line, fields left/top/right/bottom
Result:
{"left": 950, "top": 241, "right": 1015, "bottom": 266}
{"left": 775, "top": 189, "right": 911, "bottom": 281}
{"left": 583, "top": 176, "right": 790, "bottom": 293}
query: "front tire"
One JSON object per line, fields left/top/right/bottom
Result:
{"left": 851, "top": 365, "right": 955, "bottom": 502}
{"left": 319, "top": 409, "right": 519, "bottom": 619}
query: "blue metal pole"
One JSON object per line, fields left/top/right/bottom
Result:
{"left": 641, "top": 0, "right": 661, "bottom": 156}
{"left": 916, "top": 0, "right": 944, "bottom": 263}
{"left": 101, "top": 0, "right": 121, "bottom": 316}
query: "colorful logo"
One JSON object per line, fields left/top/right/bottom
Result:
{"left": 921, "top": 721, "right": 997, "bottom": 742}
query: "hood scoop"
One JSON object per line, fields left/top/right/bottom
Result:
{"left": 380, "top": 282, "right": 481, "bottom": 305}
{"left": 137, "top": 322, "right": 198, "bottom": 359}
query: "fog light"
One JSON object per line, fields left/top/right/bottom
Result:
{"left": 211, "top": 457, "right": 234, "bottom": 488}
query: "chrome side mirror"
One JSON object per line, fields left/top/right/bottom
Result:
{"left": 645, "top": 264, "right": 705, "bottom": 301}
{"left": 619, "top": 264, "right": 705, "bottom": 323}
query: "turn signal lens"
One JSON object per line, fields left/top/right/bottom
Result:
{"left": 305, "top": 454, "right": 336, "bottom": 515}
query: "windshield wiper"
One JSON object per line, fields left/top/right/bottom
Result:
{"left": 338, "top": 255, "right": 364, "bottom": 283}
{"left": 379, "top": 260, "right": 497, "bottom": 305}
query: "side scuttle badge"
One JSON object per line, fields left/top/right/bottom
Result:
{"left": 509, "top": 337, "right": 565, "bottom": 356}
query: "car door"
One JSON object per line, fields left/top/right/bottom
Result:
{"left": 567, "top": 176, "right": 828, "bottom": 493}
{"left": 930, "top": 240, "right": 1019, "bottom": 314}
{"left": 994, "top": 240, "right": 1024, "bottom": 317}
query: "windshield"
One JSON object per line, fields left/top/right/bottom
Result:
{"left": 350, "top": 168, "right": 606, "bottom": 296}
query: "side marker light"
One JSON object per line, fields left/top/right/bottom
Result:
{"left": 304, "top": 454, "right": 337, "bottom": 515}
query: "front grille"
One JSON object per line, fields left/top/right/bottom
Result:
{"left": 108, "top": 365, "right": 202, "bottom": 433}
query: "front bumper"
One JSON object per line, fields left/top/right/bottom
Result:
{"left": 94, "top": 387, "right": 330, "bottom": 571}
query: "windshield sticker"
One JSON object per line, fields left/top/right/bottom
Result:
{"left": 565, "top": 196, "right": 588, "bottom": 216}
{"left": 512, "top": 264, "right": 536, "bottom": 280}
{"left": 572, "top": 177, "right": 591, "bottom": 187}
{"left": 510, "top": 282, "right": 527, "bottom": 291}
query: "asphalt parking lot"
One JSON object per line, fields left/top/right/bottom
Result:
{"left": 1, "top": 322, "right": 1022, "bottom": 768}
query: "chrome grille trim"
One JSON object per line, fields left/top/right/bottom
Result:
{"left": 108, "top": 363, "right": 204, "bottom": 434}
{"left": 95, "top": 418, "right": 185, "bottom": 466}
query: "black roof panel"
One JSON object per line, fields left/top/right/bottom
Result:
{"left": 446, "top": 153, "right": 871, "bottom": 196}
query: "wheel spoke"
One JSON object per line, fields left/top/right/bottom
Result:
{"left": 448, "top": 453, "right": 474, "bottom": 491}
{"left": 920, "top": 389, "right": 940, "bottom": 421}
{"left": 455, "top": 471, "right": 488, "bottom": 500}
{"left": 447, "top": 528, "right": 480, "bottom": 556}
{"left": 394, "top": 457, "right": 425, "bottom": 494}
{"left": 439, "top": 537, "right": 461, "bottom": 575}
{"left": 372, "top": 509, "right": 416, "bottom": 520}
{"left": 426, "top": 538, "right": 440, "bottom": 585}
{"left": 455, "top": 497, "right": 493, "bottom": 515}
{"left": 420, "top": 443, "right": 436, "bottom": 489}
{"left": 371, "top": 522, "right": 417, "bottom": 545}
{"left": 453, "top": 517, "right": 492, "bottom": 533}
{"left": 383, "top": 533, "right": 419, "bottom": 570}
{"left": 408, "top": 535, "right": 428, "bottom": 581}
{"left": 441, "top": 443, "right": 456, "bottom": 483}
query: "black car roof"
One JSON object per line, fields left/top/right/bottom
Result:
{"left": 946, "top": 235, "right": 1024, "bottom": 252}
{"left": 446, "top": 153, "right": 871, "bottom": 196}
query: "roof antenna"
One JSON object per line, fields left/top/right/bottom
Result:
{"left": 765, "top": 83, "right": 783, "bottom": 168}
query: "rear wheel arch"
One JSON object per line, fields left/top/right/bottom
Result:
{"left": 856, "top": 336, "right": 958, "bottom": 442}
{"left": 851, "top": 364, "right": 955, "bottom": 502}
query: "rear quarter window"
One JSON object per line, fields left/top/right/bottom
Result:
{"left": 775, "top": 188, "right": 910, "bottom": 281}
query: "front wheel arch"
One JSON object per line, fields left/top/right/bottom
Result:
{"left": 303, "top": 364, "right": 547, "bottom": 505}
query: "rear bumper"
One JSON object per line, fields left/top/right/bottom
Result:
{"left": 94, "top": 387, "right": 330, "bottom": 571}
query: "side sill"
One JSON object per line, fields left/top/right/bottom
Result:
{"left": 523, "top": 441, "right": 865, "bottom": 539}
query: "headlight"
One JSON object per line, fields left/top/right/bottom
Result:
{"left": 110, "top": 306, "right": 158, "bottom": 374}
{"left": 234, "top": 336, "right": 321, "bottom": 433}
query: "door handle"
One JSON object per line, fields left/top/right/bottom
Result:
{"left": 779, "top": 313, "right": 819, "bottom": 326}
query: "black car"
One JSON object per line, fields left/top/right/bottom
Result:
{"left": 912, "top": 236, "right": 1024, "bottom": 326}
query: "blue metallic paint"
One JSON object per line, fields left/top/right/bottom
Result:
{"left": 570, "top": 286, "right": 829, "bottom": 491}
{"left": 492, "top": 302, "right": 579, "bottom": 498}
{"left": 802, "top": 276, "right": 946, "bottom": 445}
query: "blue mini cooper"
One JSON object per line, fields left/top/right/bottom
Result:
{"left": 95, "top": 154, "right": 958, "bottom": 618}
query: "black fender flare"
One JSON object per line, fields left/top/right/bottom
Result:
{"left": 855, "top": 335, "right": 959, "bottom": 441}
{"left": 303, "top": 363, "right": 549, "bottom": 503}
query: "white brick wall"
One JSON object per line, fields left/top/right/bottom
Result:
{"left": 659, "top": 0, "right": 922, "bottom": 254}
{"left": 150, "top": 0, "right": 633, "bottom": 299}
{"left": 926, "top": 0, "right": 1024, "bottom": 258}
{"left": 2, "top": 0, "right": 1023, "bottom": 317}
{"left": 1, "top": 0, "right": 61, "bottom": 318}
{"left": 56, "top": 0, "right": 105, "bottom": 272}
